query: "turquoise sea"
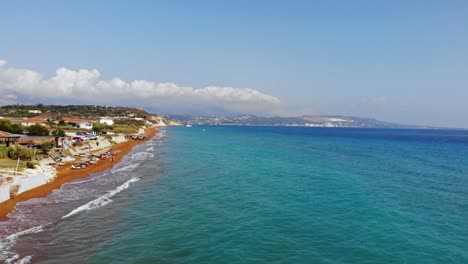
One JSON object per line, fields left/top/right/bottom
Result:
{"left": 1, "top": 126, "right": 468, "bottom": 263}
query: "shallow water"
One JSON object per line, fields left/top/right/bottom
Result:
{"left": 1, "top": 127, "right": 468, "bottom": 263}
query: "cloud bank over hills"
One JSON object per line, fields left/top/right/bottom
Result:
{"left": 0, "top": 60, "right": 280, "bottom": 114}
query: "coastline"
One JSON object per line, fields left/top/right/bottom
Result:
{"left": 0, "top": 127, "right": 159, "bottom": 220}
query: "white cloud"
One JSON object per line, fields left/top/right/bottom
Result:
{"left": 0, "top": 60, "right": 280, "bottom": 114}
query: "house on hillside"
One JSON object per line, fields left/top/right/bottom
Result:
{"left": 63, "top": 118, "right": 93, "bottom": 130}
{"left": 21, "top": 117, "right": 47, "bottom": 127}
{"left": 28, "top": 110, "right": 42, "bottom": 114}
{"left": 99, "top": 117, "right": 114, "bottom": 126}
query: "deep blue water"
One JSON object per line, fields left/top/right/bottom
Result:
{"left": 1, "top": 126, "right": 468, "bottom": 263}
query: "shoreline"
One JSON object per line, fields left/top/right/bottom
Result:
{"left": 0, "top": 127, "right": 159, "bottom": 220}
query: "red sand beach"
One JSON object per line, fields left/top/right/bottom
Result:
{"left": 0, "top": 128, "right": 158, "bottom": 220}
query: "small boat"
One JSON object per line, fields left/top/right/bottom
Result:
{"left": 186, "top": 124, "right": 192, "bottom": 127}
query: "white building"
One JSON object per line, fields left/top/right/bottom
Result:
{"left": 99, "top": 118, "right": 114, "bottom": 126}
{"left": 28, "top": 110, "right": 42, "bottom": 114}
{"left": 64, "top": 118, "right": 93, "bottom": 130}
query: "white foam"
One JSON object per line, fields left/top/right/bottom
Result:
{"left": 4, "top": 225, "right": 45, "bottom": 242}
{"left": 4, "top": 254, "right": 19, "bottom": 264}
{"left": 111, "top": 163, "right": 140, "bottom": 173}
{"left": 0, "top": 177, "right": 140, "bottom": 262}
{"left": 1, "top": 225, "right": 46, "bottom": 263}
{"left": 131, "top": 152, "right": 154, "bottom": 161}
{"left": 13, "top": 255, "right": 31, "bottom": 264}
{"left": 61, "top": 177, "right": 140, "bottom": 219}
{"left": 67, "top": 178, "right": 96, "bottom": 185}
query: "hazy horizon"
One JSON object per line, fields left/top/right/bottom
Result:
{"left": 1, "top": 1, "right": 467, "bottom": 128}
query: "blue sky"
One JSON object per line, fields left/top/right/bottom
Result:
{"left": 1, "top": 1, "right": 467, "bottom": 127}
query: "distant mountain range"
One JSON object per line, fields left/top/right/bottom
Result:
{"left": 165, "top": 114, "right": 437, "bottom": 129}
{"left": 0, "top": 104, "right": 447, "bottom": 129}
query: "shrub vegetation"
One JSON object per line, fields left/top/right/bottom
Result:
{"left": 6, "top": 145, "right": 36, "bottom": 160}
{"left": 27, "top": 124, "right": 50, "bottom": 136}
{"left": 0, "top": 119, "right": 24, "bottom": 134}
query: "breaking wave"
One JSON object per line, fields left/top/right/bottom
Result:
{"left": 111, "top": 163, "right": 140, "bottom": 173}
{"left": 0, "top": 176, "right": 141, "bottom": 263}
{"left": 62, "top": 177, "right": 140, "bottom": 220}
{"left": 5, "top": 254, "right": 32, "bottom": 264}
{"left": 66, "top": 178, "right": 97, "bottom": 185}
{"left": 131, "top": 151, "right": 154, "bottom": 161}
{"left": 0, "top": 225, "right": 47, "bottom": 264}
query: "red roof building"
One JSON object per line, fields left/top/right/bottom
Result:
{"left": 21, "top": 117, "right": 47, "bottom": 127}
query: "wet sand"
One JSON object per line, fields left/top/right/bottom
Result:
{"left": 0, "top": 128, "right": 159, "bottom": 220}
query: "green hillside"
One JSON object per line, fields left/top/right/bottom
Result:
{"left": 0, "top": 104, "right": 153, "bottom": 119}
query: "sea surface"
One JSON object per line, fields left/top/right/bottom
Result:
{"left": 1, "top": 126, "right": 468, "bottom": 263}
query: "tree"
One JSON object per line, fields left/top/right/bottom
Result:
{"left": 27, "top": 124, "right": 50, "bottom": 136}
{"left": 46, "top": 118, "right": 56, "bottom": 128}
{"left": 52, "top": 128, "right": 66, "bottom": 137}
{"left": 92, "top": 122, "right": 105, "bottom": 133}
{"left": 10, "top": 123, "right": 23, "bottom": 134}
{"left": 0, "top": 119, "right": 23, "bottom": 134}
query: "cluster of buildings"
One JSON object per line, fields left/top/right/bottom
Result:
{"left": 0, "top": 116, "right": 114, "bottom": 150}
{"left": 14, "top": 116, "right": 144, "bottom": 129}
{"left": 20, "top": 117, "right": 98, "bottom": 130}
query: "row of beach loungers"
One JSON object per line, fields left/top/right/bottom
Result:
{"left": 48, "top": 152, "right": 66, "bottom": 167}
{"left": 71, "top": 148, "right": 112, "bottom": 170}
{"left": 49, "top": 152, "right": 64, "bottom": 162}
{"left": 73, "top": 146, "right": 95, "bottom": 157}
{"left": 125, "top": 134, "right": 149, "bottom": 140}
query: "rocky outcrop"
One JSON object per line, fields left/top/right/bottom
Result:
{"left": 149, "top": 116, "right": 181, "bottom": 126}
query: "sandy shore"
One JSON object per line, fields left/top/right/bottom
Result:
{"left": 0, "top": 128, "right": 159, "bottom": 220}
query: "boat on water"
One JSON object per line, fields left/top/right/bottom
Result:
{"left": 186, "top": 124, "right": 192, "bottom": 127}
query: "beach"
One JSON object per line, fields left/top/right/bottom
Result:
{"left": 0, "top": 127, "right": 159, "bottom": 220}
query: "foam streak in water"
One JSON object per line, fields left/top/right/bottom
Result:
{"left": 1, "top": 225, "right": 47, "bottom": 263}
{"left": 62, "top": 177, "right": 140, "bottom": 219}
{"left": 111, "top": 163, "right": 140, "bottom": 173}
{"left": 7, "top": 255, "right": 32, "bottom": 264}
{"left": 66, "top": 178, "right": 97, "bottom": 185}
{"left": 132, "top": 151, "right": 154, "bottom": 161}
